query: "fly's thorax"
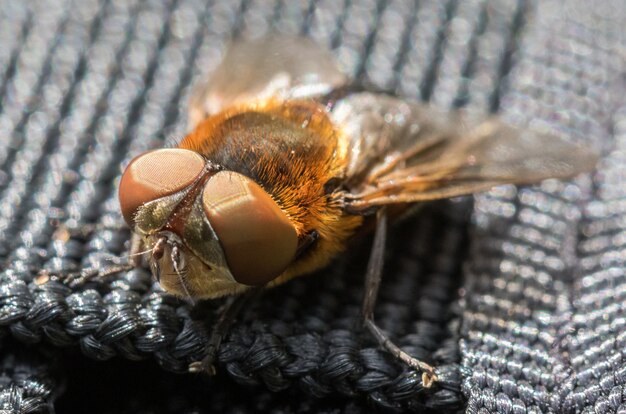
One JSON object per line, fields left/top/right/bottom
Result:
{"left": 176, "top": 100, "right": 364, "bottom": 284}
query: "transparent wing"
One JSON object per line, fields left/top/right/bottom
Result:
{"left": 331, "top": 93, "right": 599, "bottom": 212}
{"left": 189, "top": 35, "right": 347, "bottom": 129}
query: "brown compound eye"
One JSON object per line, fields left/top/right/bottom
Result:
{"left": 202, "top": 171, "right": 298, "bottom": 286}
{"left": 119, "top": 148, "right": 205, "bottom": 225}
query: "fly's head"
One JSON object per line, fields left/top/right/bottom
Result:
{"left": 118, "top": 148, "right": 298, "bottom": 299}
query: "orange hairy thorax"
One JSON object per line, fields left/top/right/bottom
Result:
{"left": 178, "top": 99, "right": 363, "bottom": 286}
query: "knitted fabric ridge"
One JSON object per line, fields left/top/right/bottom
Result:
{"left": 0, "top": 0, "right": 623, "bottom": 413}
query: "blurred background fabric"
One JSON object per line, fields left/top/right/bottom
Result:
{"left": 0, "top": 0, "right": 624, "bottom": 412}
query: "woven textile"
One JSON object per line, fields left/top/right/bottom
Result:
{"left": 0, "top": 0, "right": 623, "bottom": 412}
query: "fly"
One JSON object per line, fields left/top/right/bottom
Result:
{"left": 110, "top": 35, "right": 598, "bottom": 387}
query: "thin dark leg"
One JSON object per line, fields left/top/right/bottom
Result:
{"left": 128, "top": 232, "right": 146, "bottom": 267}
{"left": 361, "top": 207, "right": 438, "bottom": 388}
{"left": 188, "top": 288, "right": 262, "bottom": 375}
{"left": 58, "top": 232, "right": 144, "bottom": 288}
{"left": 61, "top": 263, "right": 135, "bottom": 288}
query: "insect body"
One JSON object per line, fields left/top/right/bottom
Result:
{"left": 117, "top": 35, "right": 597, "bottom": 384}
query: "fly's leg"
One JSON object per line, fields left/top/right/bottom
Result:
{"left": 55, "top": 232, "right": 143, "bottom": 288}
{"left": 60, "top": 263, "right": 135, "bottom": 288}
{"left": 128, "top": 232, "right": 147, "bottom": 267}
{"left": 361, "top": 207, "right": 438, "bottom": 388}
{"left": 188, "top": 288, "right": 262, "bottom": 375}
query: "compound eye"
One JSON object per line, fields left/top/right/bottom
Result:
{"left": 202, "top": 171, "right": 298, "bottom": 286}
{"left": 119, "top": 148, "right": 205, "bottom": 225}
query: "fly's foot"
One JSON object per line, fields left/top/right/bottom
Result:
{"left": 187, "top": 289, "right": 262, "bottom": 376}
{"left": 188, "top": 354, "right": 218, "bottom": 376}
{"left": 364, "top": 318, "right": 439, "bottom": 389}
{"left": 421, "top": 371, "right": 438, "bottom": 389}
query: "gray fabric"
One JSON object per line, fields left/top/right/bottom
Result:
{"left": 460, "top": 2, "right": 626, "bottom": 413}
{"left": 0, "top": 0, "right": 623, "bottom": 412}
